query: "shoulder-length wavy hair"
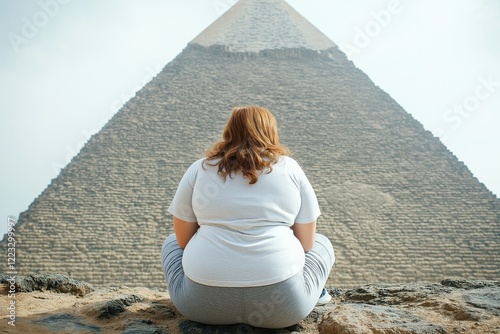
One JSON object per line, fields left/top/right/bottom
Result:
{"left": 203, "top": 106, "right": 290, "bottom": 184}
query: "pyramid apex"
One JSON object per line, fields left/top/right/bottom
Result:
{"left": 191, "top": 0, "right": 336, "bottom": 52}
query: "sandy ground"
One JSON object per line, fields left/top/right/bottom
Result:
{"left": 0, "top": 284, "right": 319, "bottom": 333}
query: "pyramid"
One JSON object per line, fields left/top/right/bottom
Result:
{"left": 2, "top": 0, "right": 499, "bottom": 288}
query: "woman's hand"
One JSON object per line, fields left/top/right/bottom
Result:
{"left": 173, "top": 216, "right": 200, "bottom": 249}
{"left": 291, "top": 221, "right": 316, "bottom": 252}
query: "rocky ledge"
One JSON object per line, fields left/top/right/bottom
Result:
{"left": 1, "top": 275, "right": 499, "bottom": 333}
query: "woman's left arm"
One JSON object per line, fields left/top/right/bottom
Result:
{"left": 173, "top": 216, "right": 199, "bottom": 249}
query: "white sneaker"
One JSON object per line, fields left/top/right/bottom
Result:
{"left": 317, "top": 288, "right": 331, "bottom": 305}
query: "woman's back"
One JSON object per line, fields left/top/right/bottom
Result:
{"left": 169, "top": 156, "right": 320, "bottom": 287}
{"left": 161, "top": 106, "right": 334, "bottom": 328}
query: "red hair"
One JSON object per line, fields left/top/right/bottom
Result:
{"left": 204, "top": 106, "right": 290, "bottom": 184}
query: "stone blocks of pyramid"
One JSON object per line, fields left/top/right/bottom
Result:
{"left": 2, "top": 0, "right": 499, "bottom": 288}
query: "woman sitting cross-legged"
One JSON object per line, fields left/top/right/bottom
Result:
{"left": 161, "top": 106, "right": 335, "bottom": 329}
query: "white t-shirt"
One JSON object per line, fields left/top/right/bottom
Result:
{"left": 167, "top": 156, "right": 320, "bottom": 287}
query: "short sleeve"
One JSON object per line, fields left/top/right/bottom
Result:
{"left": 288, "top": 158, "right": 321, "bottom": 224}
{"left": 167, "top": 160, "right": 201, "bottom": 222}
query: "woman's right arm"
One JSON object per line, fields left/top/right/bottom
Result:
{"left": 291, "top": 221, "right": 316, "bottom": 252}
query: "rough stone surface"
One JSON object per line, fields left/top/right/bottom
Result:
{"left": 123, "top": 319, "right": 168, "bottom": 334}
{"left": 0, "top": 274, "right": 93, "bottom": 297}
{"left": 32, "top": 314, "right": 101, "bottom": 333}
{"left": 178, "top": 320, "right": 298, "bottom": 333}
{"left": 319, "top": 304, "right": 447, "bottom": 334}
{"left": 441, "top": 279, "right": 500, "bottom": 290}
{"left": 98, "top": 294, "right": 144, "bottom": 319}
{"left": 0, "top": 0, "right": 499, "bottom": 289}
{"left": 318, "top": 279, "right": 500, "bottom": 334}
{"left": 1, "top": 278, "right": 499, "bottom": 333}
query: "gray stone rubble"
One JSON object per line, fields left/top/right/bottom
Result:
{"left": 2, "top": 275, "right": 499, "bottom": 333}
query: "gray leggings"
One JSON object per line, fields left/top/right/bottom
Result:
{"left": 160, "top": 233, "right": 335, "bottom": 329}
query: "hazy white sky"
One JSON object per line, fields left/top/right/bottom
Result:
{"left": 1, "top": 0, "right": 499, "bottom": 237}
